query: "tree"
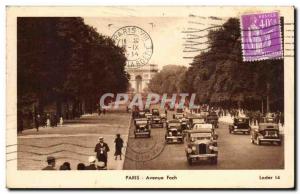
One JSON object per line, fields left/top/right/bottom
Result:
{"left": 182, "top": 18, "right": 284, "bottom": 111}
{"left": 148, "top": 65, "right": 187, "bottom": 95}
{"left": 17, "top": 17, "right": 129, "bottom": 128}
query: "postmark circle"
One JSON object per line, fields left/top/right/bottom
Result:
{"left": 112, "top": 26, "right": 153, "bottom": 69}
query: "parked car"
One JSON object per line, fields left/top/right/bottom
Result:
{"left": 134, "top": 118, "right": 151, "bottom": 138}
{"left": 251, "top": 123, "right": 281, "bottom": 145}
{"left": 229, "top": 117, "right": 251, "bottom": 134}
{"left": 165, "top": 120, "right": 184, "bottom": 143}
{"left": 185, "top": 129, "right": 218, "bottom": 165}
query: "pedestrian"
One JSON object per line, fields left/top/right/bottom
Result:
{"left": 85, "top": 156, "right": 97, "bottom": 170}
{"left": 54, "top": 114, "right": 58, "bottom": 127}
{"left": 94, "top": 137, "right": 110, "bottom": 167}
{"left": 59, "top": 116, "right": 63, "bottom": 126}
{"left": 59, "top": 162, "right": 71, "bottom": 170}
{"left": 42, "top": 156, "right": 56, "bottom": 170}
{"left": 77, "top": 163, "right": 85, "bottom": 170}
{"left": 46, "top": 113, "right": 51, "bottom": 127}
{"left": 114, "top": 134, "right": 124, "bottom": 160}
{"left": 35, "top": 114, "right": 40, "bottom": 132}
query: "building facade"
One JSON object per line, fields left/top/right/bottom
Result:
{"left": 126, "top": 64, "right": 158, "bottom": 93}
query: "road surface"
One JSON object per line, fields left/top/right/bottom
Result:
{"left": 123, "top": 110, "right": 284, "bottom": 170}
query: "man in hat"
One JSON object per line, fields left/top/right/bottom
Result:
{"left": 42, "top": 156, "right": 56, "bottom": 170}
{"left": 85, "top": 156, "right": 97, "bottom": 170}
{"left": 94, "top": 137, "right": 110, "bottom": 167}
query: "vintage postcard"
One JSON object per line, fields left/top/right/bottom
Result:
{"left": 6, "top": 6, "right": 295, "bottom": 188}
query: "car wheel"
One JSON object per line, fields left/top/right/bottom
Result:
{"left": 251, "top": 137, "right": 254, "bottom": 144}
{"left": 188, "top": 158, "right": 193, "bottom": 165}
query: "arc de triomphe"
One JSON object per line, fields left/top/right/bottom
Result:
{"left": 126, "top": 64, "right": 158, "bottom": 93}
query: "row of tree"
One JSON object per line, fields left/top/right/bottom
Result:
{"left": 148, "top": 18, "right": 284, "bottom": 112}
{"left": 18, "top": 17, "right": 129, "bottom": 126}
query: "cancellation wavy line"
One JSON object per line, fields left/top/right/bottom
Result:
{"left": 183, "top": 41, "right": 288, "bottom": 53}
{"left": 184, "top": 35, "right": 286, "bottom": 47}
{"left": 7, "top": 156, "right": 86, "bottom": 163}
{"left": 188, "top": 14, "right": 227, "bottom": 21}
{"left": 6, "top": 143, "right": 94, "bottom": 149}
{"left": 7, "top": 149, "right": 92, "bottom": 156}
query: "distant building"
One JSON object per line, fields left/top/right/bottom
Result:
{"left": 126, "top": 64, "right": 158, "bottom": 93}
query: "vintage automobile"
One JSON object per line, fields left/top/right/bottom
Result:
{"left": 199, "top": 111, "right": 210, "bottom": 119}
{"left": 229, "top": 117, "right": 251, "bottom": 134}
{"left": 206, "top": 111, "right": 219, "bottom": 128}
{"left": 180, "top": 117, "right": 189, "bottom": 131}
{"left": 151, "top": 108, "right": 160, "bottom": 116}
{"left": 251, "top": 123, "right": 281, "bottom": 145}
{"left": 145, "top": 112, "right": 153, "bottom": 122}
{"left": 173, "top": 112, "right": 185, "bottom": 121}
{"left": 260, "top": 116, "right": 277, "bottom": 124}
{"left": 160, "top": 113, "right": 167, "bottom": 123}
{"left": 150, "top": 108, "right": 166, "bottom": 128}
{"left": 134, "top": 118, "right": 151, "bottom": 138}
{"left": 185, "top": 129, "right": 218, "bottom": 165}
{"left": 151, "top": 116, "right": 165, "bottom": 128}
{"left": 188, "top": 117, "right": 206, "bottom": 129}
{"left": 165, "top": 119, "right": 184, "bottom": 143}
{"left": 192, "top": 123, "right": 218, "bottom": 142}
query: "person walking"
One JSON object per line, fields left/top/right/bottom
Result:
{"left": 114, "top": 134, "right": 124, "bottom": 160}
{"left": 35, "top": 114, "right": 41, "bottom": 132}
{"left": 94, "top": 137, "right": 110, "bottom": 167}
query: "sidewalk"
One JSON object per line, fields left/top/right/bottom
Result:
{"left": 14, "top": 112, "right": 131, "bottom": 170}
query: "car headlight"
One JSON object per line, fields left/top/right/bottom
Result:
{"left": 234, "top": 126, "right": 237, "bottom": 128}
{"left": 213, "top": 147, "right": 218, "bottom": 152}
{"left": 187, "top": 148, "right": 192, "bottom": 154}
{"left": 178, "top": 132, "right": 181, "bottom": 135}
{"left": 192, "top": 146, "right": 197, "bottom": 151}
{"left": 209, "top": 145, "right": 214, "bottom": 150}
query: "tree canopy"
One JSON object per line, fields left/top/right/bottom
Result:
{"left": 182, "top": 18, "right": 284, "bottom": 111}
{"left": 18, "top": 17, "right": 129, "bottom": 114}
{"left": 148, "top": 65, "right": 187, "bottom": 95}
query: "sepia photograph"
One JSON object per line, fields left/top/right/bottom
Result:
{"left": 6, "top": 6, "right": 295, "bottom": 188}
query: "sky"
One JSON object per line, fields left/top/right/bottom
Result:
{"left": 84, "top": 17, "right": 190, "bottom": 68}
{"left": 84, "top": 16, "right": 226, "bottom": 69}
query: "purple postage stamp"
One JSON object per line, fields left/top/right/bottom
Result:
{"left": 240, "top": 12, "right": 283, "bottom": 62}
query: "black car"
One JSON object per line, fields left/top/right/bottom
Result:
{"left": 229, "top": 117, "right": 251, "bottom": 134}
{"left": 206, "top": 111, "right": 219, "bottom": 128}
{"left": 134, "top": 118, "right": 151, "bottom": 138}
